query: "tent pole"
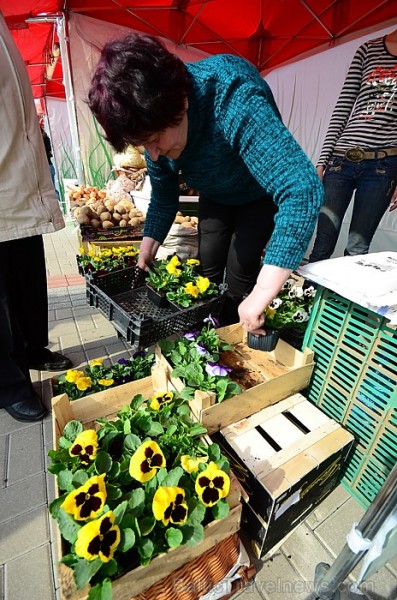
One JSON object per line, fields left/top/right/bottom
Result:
{"left": 56, "top": 14, "right": 84, "bottom": 184}
{"left": 314, "top": 463, "right": 397, "bottom": 599}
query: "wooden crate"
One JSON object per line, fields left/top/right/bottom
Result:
{"left": 213, "top": 393, "right": 354, "bottom": 558}
{"left": 51, "top": 375, "right": 242, "bottom": 600}
{"left": 153, "top": 323, "right": 315, "bottom": 434}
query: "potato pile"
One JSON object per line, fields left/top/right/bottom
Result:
{"left": 68, "top": 184, "right": 106, "bottom": 206}
{"left": 72, "top": 197, "right": 145, "bottom": 230}
{"left": 174, "top": 212, "right": 198, "bottom": 228}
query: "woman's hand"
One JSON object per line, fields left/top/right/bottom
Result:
{"left": 238, "top": 265, "right": 292, "bottom": 335}
{"left": 137, "top": 236, "right": 161, "bottom": 271}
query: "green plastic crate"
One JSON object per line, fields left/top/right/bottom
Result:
{"left": 303, "top": 286, "right": 397, "bottom": 508}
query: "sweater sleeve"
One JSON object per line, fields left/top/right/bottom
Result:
{"left": 317, "top": 44, "right": 366, "bottom": 167}
{"left": 143, "top": 156, "right": 180, "bottom": 243}
{"left": 217, "top": 79, "right": 324, "bottom": 270}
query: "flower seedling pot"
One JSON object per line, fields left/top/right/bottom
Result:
{"left": 247, "top": 330, "right": 280, "bottom": 352}
{"left": 146, "top": 284, "right": 169, "bottom": 308}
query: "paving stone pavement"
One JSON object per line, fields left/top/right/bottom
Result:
{"left": 0, "top": 224, "right": 395, "bottom": 600}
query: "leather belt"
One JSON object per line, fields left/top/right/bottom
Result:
{"left": 333, "top": 147, "right": 397, "bottom": 162}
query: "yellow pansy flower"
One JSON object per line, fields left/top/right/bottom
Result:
{"left": 180, "top": 454, "right": 209, "bottom": 473}
{"left": 129, "top": 440, "right": 166, "bottom": 483}
{"left": 69, "top": 429, "right": 98, "bottom": 463}
{"left": 195, "top": 462, "right": 230, "bottom": 507}
{"left": 75, "top": 511, "right": 120, "bottom": 562}
{"left": 185, "top": 282, "right": 199, "bottom": 297}
{"left": 98, "top": 378, "right": 114, "bottom": 387}
{"left": 186, "top": 259, "right": 200, "bottom": 266}
{"left": 152, "top": 486, "right": 188, "bottom": 526}
{"left": 65, "top": 370, "right": 84, "bottom": 383}
{"left": 90, "top": 358, "right": 104, "bottom": 367}
{"left": 150, "top": 391, "right": 174, "bottom": 410}
{"left": 61, "top": 473, "right": 106, "bottom": 520}
{"left": 76, "top": 377, "right": 92, "bottom": 391}
{"left": 196, "top": 276, "right": 210, "bottom": 294}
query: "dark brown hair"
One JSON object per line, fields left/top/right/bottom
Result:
{"left": 88, "top": 33, "right": 191, "bottom": 152}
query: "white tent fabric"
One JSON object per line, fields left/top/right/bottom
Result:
{"left": 266, "top": 24, "right": 397, "bottom": 257}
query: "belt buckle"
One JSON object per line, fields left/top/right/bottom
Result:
{"left": 346, "top": 147, "right": 365, "bottom": 162}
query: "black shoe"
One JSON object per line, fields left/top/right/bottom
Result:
{"left": 4, "top": 396, "right": 47, "bottom": 422}
{"left": 28, "top": 349, "right": 72, "bottom": 372}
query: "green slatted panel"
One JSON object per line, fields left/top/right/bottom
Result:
{"left": 303, "top": 286, "right": 397, "bottom": 508}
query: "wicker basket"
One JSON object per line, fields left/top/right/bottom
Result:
{"left": 131, "top": 533, "right": 246, "bottom": 600}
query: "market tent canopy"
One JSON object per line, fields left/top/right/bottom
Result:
{"left": 1, "top": 0, "right": 396, "bottom": 99}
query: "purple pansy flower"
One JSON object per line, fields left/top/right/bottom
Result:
{"left": 118, "top": 358, "right": 129, "bottom": 365}
{"left": 133, "top": 350, "right": 146, "bottom": 358}
{"left": 195, "top": 342, "right": 209, "bottom": 355}
{"left": 205, "top": 361, "right": 232, "bottom": 377}
{"left": 184, "top": 332, "right": 197, "bottom": 341}
{"left": 203, "top": 315, "right": 220, "bottom": 328}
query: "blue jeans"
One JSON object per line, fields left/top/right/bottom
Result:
{"left": 49, "top": 163, "right": 61, "bottom": 203}
{"left": 309, "top": 153, "right": 397, "bottom": 261}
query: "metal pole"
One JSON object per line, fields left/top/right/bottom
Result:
{"left": 314, "top": 463, "right": 397, "bottom": 599}
{"left": 56, "top": 14, "right": 84, "bottom": 184}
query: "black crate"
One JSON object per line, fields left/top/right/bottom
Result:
{"left": 88, "top": 284, "right": 226, "bottom": 349}
{"left": 79, "top": 223, "right": 144, "bottom": 242}
{"left": 87, "top": 266, "right": 147, "bottom": 294}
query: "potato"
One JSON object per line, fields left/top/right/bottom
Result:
{"left": 99, "top": 211, "right": 112, "bottom": 222}
{"left": 181, "top": 221, "right": 194, "bottom": 228}
{"left": 90, "top": 218, "right": 101, "bottom": 229}
{"left": 119, "top": 219, "right": 128, "bottom": 227}
{"left": 101, "top": 220, "right": 114, "bottom": 229}
{"left": 112, "top": 212, "right": 122, "bottom": 222}
{"left": 77, "top": 214, "right": 90, "bottom": 225}
{"left": 114, "top": 202, "right": 127, "bottom": 215}
{"left": 129, "top": 217, "right": 141, "bottom": 226}
{"left": 174, "top": 215, "right": 184, "bottom": 224}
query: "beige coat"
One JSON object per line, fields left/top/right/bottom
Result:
{"left": 0, "top": 12, "right": 65, "bottom": 243}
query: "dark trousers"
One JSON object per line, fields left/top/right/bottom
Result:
{"left": 198, "top": 195, "right": 277, "bottom": 325}
{"left": 0, "top": 236, "right": 48, "bottom": 407}
{"left": 309, "top": 153, "right": 397, "bottom": 262}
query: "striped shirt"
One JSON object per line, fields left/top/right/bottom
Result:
{"left": 318, "top": 36, "right": 397, "bottom": 167}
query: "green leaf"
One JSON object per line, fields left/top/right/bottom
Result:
{"left": 208, "top": 444, "right": 221, "bottom": 462}
{"left": 146, "top": 421, "right": 164, "bottom": 437}
{"left": 138, "top": 537, "right": 154, "bottom": 560}
{"left": 162, "top": 467, "right": 183, "bottom": 487}
{"left": 58, "top": 469, "right": 74, "bottom": 491}
{"left": 183, "top": 523, "right": 205, "bottom": 547}
{"left": 98, "top": 560, "right": 118, "bottom": 578}
{"left": 57, "top": 436, "right": 72, "bottom": 450}
{"left": 72, "top": 470, "right": 89, "bottom": 487}
{"left": 107, "top": 461, "right": 121, "bottom": 481}
{"left": 166, "top": 527, "right": 183, "bottom": 548}
{"left": 178, "top": 387, "right": 195, "bottom": 400}
{"left": 123, "top": 419, "right": 131, "bottom": 435}
{"left": 139, "top": 516, "right": 156, "bottom": 536}
{"left": 123, "top": 433, "right": 141, "bottom": 452}
{"left": 187, "top": 501, "right": 206, "bottom": 525}
{"left": 74, "top": 557, "right": 103, "bottom": 590}
{"left": 212, "top": 499, "right": 230, "bottom": 520}
{"left": 87, "top": 578, "right": 113, "bottom": 600}
{"left": 95, "top": 451, "right": 113, "bottom": 474}
{"left": 157, "top": 339, "right": 174, "bottom": 354}
{"left": 49, "top": 494, "right": 66, "bottom": 519}
{"left": 130, "top": 394, "right": 146, "bottom": 410}
{"left": 106, "top": 483, "right": 122, "bottom": 501}
{"left": 57, "top": 508, "right": 81, "bottom": 544}
{"left": 119, "top": 528, "right": 136, "bottom": 552}
{"left": 129, "top": 488, "right": 145, "bottom": 514}
{"left": 113, "top": 500, "right": 128, "bottom": 525}
{"left": 63, "top": 420, "right": 83, "bottom": 441}
{"left": 188, "top": 424, "right": 208, "bottom": 437}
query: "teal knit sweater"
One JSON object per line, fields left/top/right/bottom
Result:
{"left": 144, "top": 54, "right": 323, "bottom": 269}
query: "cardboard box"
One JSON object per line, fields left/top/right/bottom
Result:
{"left": 212, "top": 393, "right": 354, "bottom": 558}
{"left": 153, "top": 323, "right": 315, "bottom": 434}
{"left": 51, "top": 375, "right": 242, "bottom": 599}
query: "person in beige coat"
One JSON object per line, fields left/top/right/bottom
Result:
{"left": 0, "top": 11, "right": 72, "bottom": 422}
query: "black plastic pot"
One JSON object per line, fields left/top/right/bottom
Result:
{"left": 247, "top": 329, "right": 280, "bottom": 352}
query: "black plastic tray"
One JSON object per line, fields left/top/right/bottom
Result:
{"left": 87, "top": 284, "right": 226, "bottom": 349}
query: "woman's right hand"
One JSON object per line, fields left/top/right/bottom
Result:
{"left": 316, "top": 165, "right": 325, "bottom": 181}
{"left": 137, "top": 236, "right": 161, "bottom": 271}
